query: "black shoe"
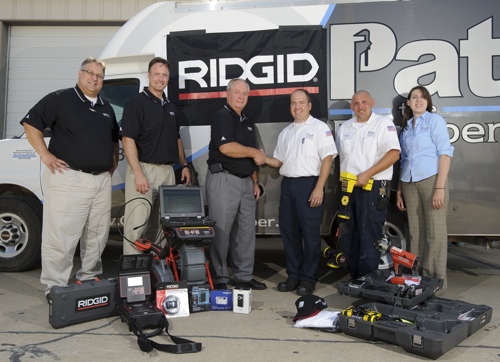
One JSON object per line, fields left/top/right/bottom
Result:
{"left": 234, "top": 279, "right": 267, "bottom": 290}
{"left": 277, "top": 277, "right": 300, "bottom": 292}
{"left": 213, "top": 283, "right": 227, "bottom": 290}
{"left": 296, "top": 281, "right": 315, "bottom": 296}
{"left": 46, "top": 293, "right": 50, "bottom": 304}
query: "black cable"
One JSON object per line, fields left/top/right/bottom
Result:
{"left": 115, "top": 196, "right": 153, "bottom": 245}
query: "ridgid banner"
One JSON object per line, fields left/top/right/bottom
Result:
{"left": 167, "top": 27, "right": 327, "bottom": 126}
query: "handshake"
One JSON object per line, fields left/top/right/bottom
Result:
{"left": 253, "top": 149, "right": 267, "bottom": 166}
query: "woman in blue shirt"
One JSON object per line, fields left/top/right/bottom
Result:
{"left": 396, "top": 86, "right": 454, "bottom": 292}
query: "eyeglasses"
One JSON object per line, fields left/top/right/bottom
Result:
{"left": 81, "top": 69, "right": 104, "bottom": 80}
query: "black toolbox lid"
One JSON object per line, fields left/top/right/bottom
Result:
{"left": 337, "top": 269, "right": 444, "bottom": 308}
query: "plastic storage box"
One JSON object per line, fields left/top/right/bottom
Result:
{"left": 338, "top": 298, "right": 492, "bottom": 359}
{"left": 337, "top": 269, "right": 443, "bottom": 308}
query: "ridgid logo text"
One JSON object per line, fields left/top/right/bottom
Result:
{"left": 178, "top": 53, "right": 319, "bottom": 89}
{"left": 76, "top": 295, "right": 110, "bottom": 311}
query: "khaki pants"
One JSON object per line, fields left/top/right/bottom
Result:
{"left": 123, "top": 162, "right": 175, "bottom": 254}
{"left": 402, "top": 175, "right": 449, "bottom": 291}
{"left": 40, "top": 168, "right": 111, "bottom": 294}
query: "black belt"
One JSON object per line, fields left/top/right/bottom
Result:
{"left": 68, "top": 166, "right": 106, "bottom": 175}
{"left": 142, "top": 162, "right": 174, "bottom": 166}
{"left": 221, "top": 169, "right": 250, "bottom": 179}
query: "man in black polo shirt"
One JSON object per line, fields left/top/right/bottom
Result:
{"left": 206, "top": 78, "right": 267, "bottom": 290}
{"left": 121, "top": 57, "right": 190, "bottom": 254}
{"left": 21, "top": 57, "right": 119, "bottom": 301}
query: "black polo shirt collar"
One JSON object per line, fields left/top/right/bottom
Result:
{"left": 142, "top": 87, "right": 169, "bottom": 105}
{"left": 224, "top": 103, "right": 247, "bottom": 122}
{"left": 72, "top": 84, "right": 104, "bottom": 106}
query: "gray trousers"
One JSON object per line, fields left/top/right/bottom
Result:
{"left": 402, "top": 175, "right": 449, "bottom": 291}
{"left": 205, "top": 170, "right": 256, "bottom": 284}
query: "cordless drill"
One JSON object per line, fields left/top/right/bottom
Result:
{"left": 338, "top": 172, "right": 373, "bottom": 219}
{"left": 374, "top": 238, "right": 420, "bottom": 285}
{"left": 325, "top": 173, "right": 375, "bottom": 268}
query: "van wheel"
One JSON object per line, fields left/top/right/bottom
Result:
{"left": 378, "top": 205, "right": 408, "bottom": 270}
{"left": 0, "top": 195, "right": 43, "bottom": 272}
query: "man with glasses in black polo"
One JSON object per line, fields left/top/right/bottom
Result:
{"left": 21, "top": 57, "right": 119, "bottom": 302}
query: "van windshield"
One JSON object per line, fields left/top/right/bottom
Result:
{"left": 100, "top": 78, "right": 140, "bottom": 126}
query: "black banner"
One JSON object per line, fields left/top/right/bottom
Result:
{"left": 167, "top": 27, "right": 327, "bottom": 126}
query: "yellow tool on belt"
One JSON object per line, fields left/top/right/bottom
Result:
{"left": 338, "top": 172, "right": 373, "bottom": 220}
{"left": 323, "top": 172, "right": 375, "bottom": 269}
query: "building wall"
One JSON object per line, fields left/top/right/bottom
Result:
{"left": 0, "top": 0, "right": 166, "bottom": 138}
{"left": 0, "top": 0, "right": 164, "bottom": 22}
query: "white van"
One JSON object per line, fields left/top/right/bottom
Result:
{"left": 1, "top": 0, "right": 498, "bottom": 272}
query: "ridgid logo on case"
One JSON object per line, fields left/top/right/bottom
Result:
{"left": 76, "top": 294, "right": 111, "bottom": 311}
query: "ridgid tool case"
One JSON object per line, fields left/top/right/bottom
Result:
{"left": 49, "top": 278, "right": 121, "bottom": 329}
{"left": 336, "top": 270, "right": 492, "bottom": 359}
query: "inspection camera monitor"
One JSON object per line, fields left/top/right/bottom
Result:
{"left": 118, "top": 254, "right": 153, "bottom": 303}
{"left": 159, "top": 185, "right": 205, "bottom": 220}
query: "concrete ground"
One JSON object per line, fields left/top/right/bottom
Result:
{"left": 0, "top": 239, "right": 499, "bottom": 362}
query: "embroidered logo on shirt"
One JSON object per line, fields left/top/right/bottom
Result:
{"left": 102, "top": 113, "right": 111, "bottom": 118}
{"left": 367, "top": 131, "right": 375, "bottom": 137}
{"left": 387, "top": 125, "right": 396, "bottom": 132}
{"left": 325, "top": 130, "right": 332, "bottom": 137}
{"left": 221, "top": 136, "right": 226, "bottom": 141}
{"left": 170, "top": 112, "right": 175, "bottom": 116}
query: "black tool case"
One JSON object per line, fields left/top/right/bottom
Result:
{"left": 338, "top": 298, "right": 492, "bottom": 359}
{"left": 337, "top": 269, "right": 443, "bottom": 308}
{"left": 49, "top": 278, "right": 121, "bottom": 329}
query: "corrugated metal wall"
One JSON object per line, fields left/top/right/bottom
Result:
{"left": 0, "top": 0, "right": 164, "bottom": 21}
{"left": 6, "top": 26, "right": 120, "bottom": 137}
{"left": 0, "top": 0, "right": 166, "bottom": 138}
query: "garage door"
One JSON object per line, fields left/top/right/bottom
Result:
{"left": 6, "top": 26, "right": 120, "bottom": 138}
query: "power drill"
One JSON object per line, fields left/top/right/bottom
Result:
{"left": 374, "top": 238, "right": 420, "bottom": 285}
{"left": 338, "top": 172, "right": 374, "bottom": 219}
{"left": 324, "top": 173, "right": 374, "bottom": 268}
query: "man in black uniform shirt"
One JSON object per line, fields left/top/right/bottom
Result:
{"left": 121, "top": 57, "right": 190, "bottom": 254}
{"left": 21, "top": 57, "right": 119, "bottom": 300}
{"left": 206, "top": 78, "right": 267, "bottom": 290}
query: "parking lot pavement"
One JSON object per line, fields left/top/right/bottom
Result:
{"left": 1, "top": 239, "right": 499, "bottom": 361}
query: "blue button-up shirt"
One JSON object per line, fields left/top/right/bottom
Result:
{"left": 400, "top": 111, "right": 454, "bottom": 182}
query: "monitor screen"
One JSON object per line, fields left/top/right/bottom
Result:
{"left": 159, "top": 186, "right": 204, "bottom": 218}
